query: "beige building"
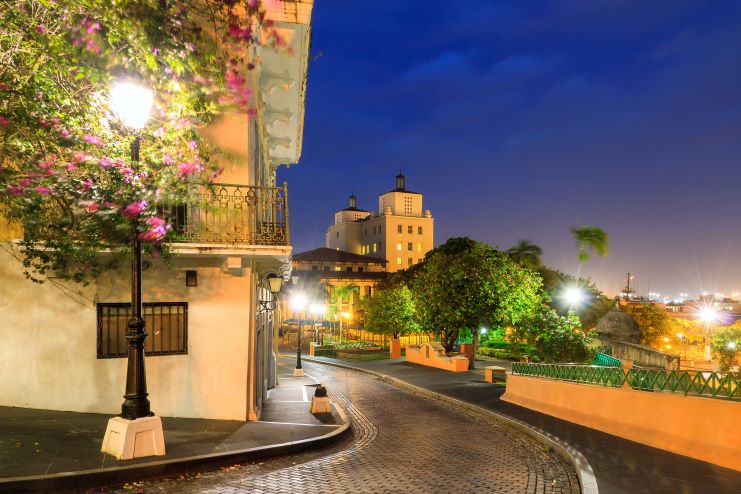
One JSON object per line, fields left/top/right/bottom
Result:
{"left": 326, "top": 174, "right": 434, "bottom": 272}
{"left": 0, "top": 1, "right": 314, "bottom": 422}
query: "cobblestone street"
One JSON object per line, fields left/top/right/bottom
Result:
{"left": 109, "top": 360, "right": 578, "bottom": 494}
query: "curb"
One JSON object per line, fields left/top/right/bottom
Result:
{"left": 0, "top": 403, "right": 352, "bottom": 494}
{"left": 303, "top": 356, "right": 599, "bottom": 494}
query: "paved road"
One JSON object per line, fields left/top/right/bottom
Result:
{"left": 109, "top": 360, "right": 579, "bottom": 493}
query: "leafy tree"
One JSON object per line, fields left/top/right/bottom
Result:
{"left": 327, "top": 283, "right": 360, "bottom": 320}
{"left": 507, "top": 239, "right": 543, "bottom": 271}
{"left": 528, "top": 306, "right": 595, "bottom": 363}
{"left": 364, "top": 285, "right": 418, "bottom": 338}
{"left": 570, "top": 226, "right": 608, "bottom": 278}
{"left": 0, "top": 0, "right": 277, "bottom": 283}
{"left": 713, "top": 326, "right": 741, "bottom": 372}
{"left": 412, "top": 238, "right": 542, "bottom": 357}
{"left": 537, "top": 266, "right": 612, "bottom": 329}
{"left": 621, "top": 303, "right": 672, "bottom": 346}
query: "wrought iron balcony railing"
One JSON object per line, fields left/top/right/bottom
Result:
{"left": 160, "top": 182, "right": 289, "bottom": 246}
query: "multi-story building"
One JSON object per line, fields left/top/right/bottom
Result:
{"left": 326, "top": 174, "right": 434, "bottom": 272}
{"left": 0, "top": 1, "right": 314, "bottom": 422}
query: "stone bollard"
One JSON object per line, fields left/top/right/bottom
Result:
{"left": 309, "top": 342, "right": 316, "bottom": 357}
{"left": 310, "top": 385, "right": 331, "bottom": 414}
{"left": 459, "top": 342, "right": 474, "bottom": 363}
{"left": 389, "top": 339, "right": 401, "bottom": 359}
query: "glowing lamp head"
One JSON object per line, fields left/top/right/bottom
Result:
{"left": 310, "top": 303, "right": 326, "bottom": 315}
{"left": 728, "top": 341, "right": 737, "bottom": 350}
{"left": 110, "top": 80, "right": 153, "bottom": 129}
{"left": 291, "top": 294, "right": 307, "bottom": 311}
{"left": 563, "top": 287, "right": 585, "bottom": 307}
{"left": 480, "top": 327, "right": 488, "bottom": 335}
{"left": 698, "top": 307, "right": 718, "bottom": 324}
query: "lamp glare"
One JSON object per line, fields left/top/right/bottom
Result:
{"left": 110, "top": 81, "right": 153, "bottom": 129}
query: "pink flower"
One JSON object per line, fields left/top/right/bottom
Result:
{"left": 65, "top": 162, "right": 76, "bottom": 171}
{"left": 34, "top": 186, "right": 51, "bottom": 195}
{"left": 19, "top": 177, "right": 33, "bottom": 187}
{"left": 121, "top": 200, "right": 147, "bottom": 218}
{"left": 188, "top": 140, "right": 197, "bottom": 150}
{"left": 138, "top": 216, "right": 170, "bottom": 242}
{"left": 247, "top": 0, "right": 258, "bottom": 8}
{"left": 0, "top": 116, "right": 8, "bottom": 127}
{"left": 82, "top": 179, "right": 94, "bottom": 190}
{"left": 36, "top": 24, "right": 46, "bottom": 34}
{"left": 153, "top": 126, "right": 165, "bottom": 137}
{"left": 98, "top": 157, "right": 115, "bottom": 168}
{"left": 72, "top": 151, "right": 89, "bottom": 163}
{"left": 152, "top": 47, "right": 160, "bottom": 55}
{"left": 59, "top": 128, "right": 72, "bottom": 139}
{"left": 83, "top": 201, "right": 99, "bottom": 213}
{"left": 163, "top": 153, "right": 173, "bottom": 165}
{"left": 177, "top": 162, "right": 200, "bottom": 177}
{"left": 6, "top": 185, "right": 23, "bottom": 196}
{"left": 83, "top": 135, "right": 103, "bottom": 147}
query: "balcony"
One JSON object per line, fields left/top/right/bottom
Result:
{"left": 161, "top": 183, "right": 289, "bottom": 247}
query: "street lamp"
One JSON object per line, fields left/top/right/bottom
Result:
{"left": 697, "top": 306, "right": 719, "bottom": 362}
{"left": 102, "top": 80, "right": 164, "bottom": 460}
{"left": 292, "top": 294, "right": 307, "bottom": 376}
{"left": 258, "top": 273, "right": 283, "bottom": 311}
{"left": 111, "top": 80, "right": 154, "bottom": 421}
{"left": 562, "top": 287, "right": 586, "bottom": 309}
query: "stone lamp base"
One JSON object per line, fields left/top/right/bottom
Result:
{"left": 293, "top": 368, "right": 305, "bottom": 377}
{"left": 101, "top": 415, "right": 166, "bottom": 460}
{"left": 310, "top": 395, "right": 331, "bottom": 414}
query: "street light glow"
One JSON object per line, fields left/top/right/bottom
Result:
{"left": 480, "top": 327, "right": 488, "bottom": 335}
{"left": 697, "top": 306, "right": 719, "bottom": 324}
{"left": 729, "top": 341, "right": 737, "bottom": 350}
{"left": 292, "top": 294, "right": 307, "bottom": 311}
{"left": 310, "top": 303, "right": 326, "bottom": 315}
{"left": 563, "top": 287, "right": 585, "bottom": 307}
{"left": 110, "top": 80, "right": 153, "bottom": 129}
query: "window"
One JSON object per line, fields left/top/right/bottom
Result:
{"left": 347, "top": 266, "right": 353, "bottom": 272}
{"left": 417, "top": 242, "right": 422, "bottom": 252}
{"left": 373, "top": 243, "right": 377, "bottom": 253}
{"left": 396, "top": 257, "right": 402, "bottom": 265}
{"left": 312, "top": 265, "right": 318, "bottom": 271}
{"left": 358, "top": 267, "right": 364, "bottom": 273}
{"left": 364, "top": 229, "right": 367, "bottom": 235}
{"left": 408, "top": 257, "right": 413, "bottom": 266}
{"left": 418, "top": 226, "right": 423, "bottom": 235}
{"left": 97, "top": 302, "right": 188, "bottom": 358}
{"left": 365, "top": 286, "right": 372, "bottom": 297}
{"left": 323, "top": 266, "right": 330, "bottom": 271}
{"left": 336, "top": 232, "right": 340, "bottom": 238}
{"left": 407, "top": 225, "right": 413, "bottom": 234}
{"left": 396, "top": 242, "right": 402, "bottom": 251}
{"left": 397, "top": 224, "right": 402, "bottom": 233}
{"left": 335, "top": 266, "right": 341, "bottom": 271}
{"left": 372, "top": 226, "right": 376, "bottom": 235}
{"left": 408, "top": 242, "right": 413, "bottom": 251}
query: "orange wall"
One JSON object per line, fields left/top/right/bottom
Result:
{"left": 406, "top": 345, "right": 469, "bottom": 372}
{"left": 502, "top": 375, "right": 741, "bottom": 472}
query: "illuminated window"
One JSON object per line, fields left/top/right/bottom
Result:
{"left": 407, "top": 225, "right": 412, "bottom": 234}
{"left": 408, "top": 242, "right": 413, "bottom": 251}
{"left": 373, "top": 243, "right": 377, "bottom": 253}
{"left": 396, "top": 242, "right": 402, "bottom": 251}
{"left": 396, "top": 257, "right": 402, "bottom": 265}
{"left": 397, "top": 224, "right": 402, "bottom": 233}
{"left": 418, "top": 226, "right": 423, "bottom": 235}
{"left": 335, "top": 266, "right": 341, "bottom": 271}
{"left": 417, "top": 242, "right": 422, "bottom": 252}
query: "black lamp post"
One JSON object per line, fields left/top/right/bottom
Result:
{"left": 110, "top": 81, "right": 154, "bottom": 420}
{"left": 292, "top": 293, "right": 307, "bottom": 373}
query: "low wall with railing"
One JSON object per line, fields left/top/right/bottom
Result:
{"left": 503, "top": 364, "right": 741, "bottom": 471}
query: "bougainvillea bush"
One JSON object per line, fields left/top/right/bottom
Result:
{"left": 0, "top": 0, "right": 278, "bottom": 283}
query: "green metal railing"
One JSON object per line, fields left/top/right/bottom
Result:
{"left": 626, "top": 368, "right": 740, "bottom": 400}
{"left": 592, "top": 352, "right": 621, "bottom": 367}
{"left": 512, "top": 363, "right": 741, "bottom": 400}
{"left": 511, "top": 363, "right": 625, "bottom": 387}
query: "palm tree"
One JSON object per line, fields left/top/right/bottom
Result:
{"left": 570, "top": 226, "right": 608, "bottom": 277}
{"left": 506, "top": 240, "right": 543, "bottom": 270}
{"left": 328, "top": 283, "right": 360, "bottom": 343}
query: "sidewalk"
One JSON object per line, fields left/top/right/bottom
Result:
{"left": 305, "top": 355, "right": 741, "bottom": 494}
{"left": 0, "top": 364, "right": 348, "bottom": 493}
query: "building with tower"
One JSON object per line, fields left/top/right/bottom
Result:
{"left": 326, "top": 174, "right": 434, "bottom": 272}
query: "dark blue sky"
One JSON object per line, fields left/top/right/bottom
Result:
{"left": 278, "top": 0, "right": 741, "bottom": 297}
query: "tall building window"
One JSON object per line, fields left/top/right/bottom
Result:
{"left": 417, "top": 242, "right": 422, "bottom": 252}
{"left": 418, "top": 226, "right": 423, "bottom": 235}
{"left": 336, "top": 232, "right": 340, "bottom": 238}
{"left": 373, "top": 243, "right": 377, "bottom": 253}
{"left": 407, "top": 225, "right": 412, "bottom": 234}
{"left": 372, "top": 226, "right": 376, "bottom": 234}
{"left": 396, "top": 257, "right": 402, "bottom": 265}
{"left": 397, "top": 224, "right": 402, "bottom": 233}
{"left": 335, "top": 266, "right": 341, "bottom": 271}
{"left": 396, "top": 242, "right": 402, "bottom": 251}
{"left": 408, "top": 257, "right": 413, "bottom": 266}
{"left": 407, "top": 242, "right": 413, "bottom": 251}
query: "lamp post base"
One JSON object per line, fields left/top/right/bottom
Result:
{"left": 101, "top": 415, "right": 166, "bottom": 460}
{"left": 293, "top": 368, "right": 304, "bottom": 377}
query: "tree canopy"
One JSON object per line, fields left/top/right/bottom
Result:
{"left": 506, "top": 239, "right": 543, "bottom": 271}
{"left": 0, "top": 0, "right": 276, "bottom": 283}
{"left": 364, "top": 285, "right": 418, "bottom": 339}
{"left": 411, "top": 238, "right": 542, "bottom": 353}
{"left": 570, "top": 225, "right": 608, "bottom": 265}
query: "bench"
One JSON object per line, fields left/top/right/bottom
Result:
{"left": 485, "top": 366, "right": 506, "bottom": 383}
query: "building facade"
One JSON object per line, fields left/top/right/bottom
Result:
{"left": 326, "top": 174, "right": 434, "bottom": 272}
{"left": 0, "top": 1, "right": 314, "bottom": 422}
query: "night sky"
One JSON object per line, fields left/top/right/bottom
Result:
{"left": 277, "top": 1, "right": 741, "bottom": 297}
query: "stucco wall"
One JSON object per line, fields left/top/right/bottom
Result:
{"left": 0, "top": 248, "right": 252, "bottom": 420}
{"left": 596, "top": 337, "right": 680, "bottom": 369}
{"left": 502, "top": 375, "right": 741, "bottom": 471}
